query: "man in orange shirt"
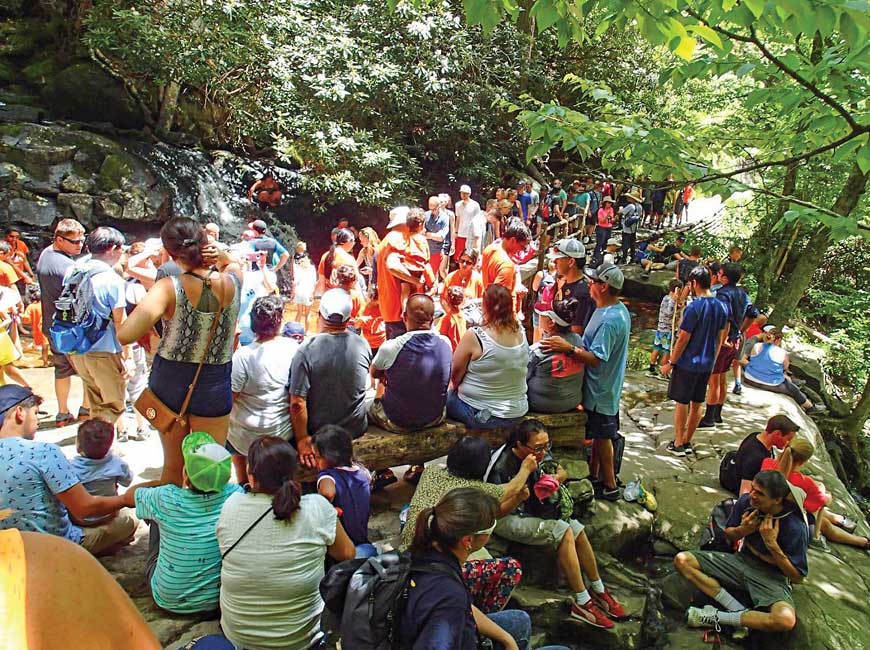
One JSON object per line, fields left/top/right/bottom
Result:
{"left": 481, "top": 218, "right": 530, "bottom": 292}
{"left": 376, "top": 206, "right": 430, "bottom": 339}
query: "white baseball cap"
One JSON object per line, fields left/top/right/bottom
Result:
{"left": 459, "top": 184, "right": 472, "bottom": 194}
{"left": 319, "top": 289, "right": 353, "bottom": 324}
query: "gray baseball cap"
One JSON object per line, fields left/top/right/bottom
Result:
{"left": 585, "top": 262, "right": 624, "bottom": 290}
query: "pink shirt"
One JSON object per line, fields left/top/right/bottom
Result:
{"left": 597, "top": 206, "right": 614, "bottom": 228}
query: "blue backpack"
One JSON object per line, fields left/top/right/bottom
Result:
{"left": 49, "top": 264, "right": 111, "bottom": 354}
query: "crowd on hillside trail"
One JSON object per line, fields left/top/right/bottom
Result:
{"left": 1, "top": 173, "right": 865, "bottom": 650}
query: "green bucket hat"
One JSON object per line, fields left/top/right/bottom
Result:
{"left": 182, "top": 431, "right": 232, "bottom": 493}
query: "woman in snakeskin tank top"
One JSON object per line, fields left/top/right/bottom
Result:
{"left": 119, "top": 218, "right": 243, "bottom": 485}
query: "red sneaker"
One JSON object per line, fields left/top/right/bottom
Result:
{"left": 592, "top": 589, "right": 627, "bottom": 620}
{"left": 570, "top": 600, "right": 615, "bottom": 628}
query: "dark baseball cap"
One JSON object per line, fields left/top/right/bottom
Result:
{"left": 249, "top": 219, "right": 268, "bottom": 233}
{"left": 0, "top": 385, "right": 35, "bottom": 428}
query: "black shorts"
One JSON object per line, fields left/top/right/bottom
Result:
{"left": 48, "top": 340, "right": 77, "bottom": 380}
{"left": 585, "top": 408, "right": 620, "bottom": 440}
{"left": 668, "top": 365, "right": 711, "bottom": 404}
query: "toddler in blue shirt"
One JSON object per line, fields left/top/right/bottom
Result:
{"left": 71, "top": 419, "right": 133, "bottom": 526}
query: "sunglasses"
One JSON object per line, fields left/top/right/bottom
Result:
{"left": 59, "top": 235, "right": 85, "bottom": 245}
{"left": 474, "top": 520, "right": 497, "bottom": 536}
{"left": 520, "top": 440, "right": 552, "bottom": 454}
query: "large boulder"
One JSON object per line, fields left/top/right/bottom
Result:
{"left": 42, "top": 63, "right": 145, "bottom": 130}
{"left": 621, "top": 266, "right": 671, "bottom": 301}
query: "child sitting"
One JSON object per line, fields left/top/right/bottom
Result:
{"left": 438, "top": 286, "right": 467, "bottom": 352}
{"left": 312, "top": 424, "right": 375, "bottom": 558}
{"left": 124, "top": 431, "right": 242, "bottom": 615}
{"left": 71, "top": 419, "right": 133, "bottom": 526}
{"left": 648, "top": 279, "right": 682, "bottom": 378}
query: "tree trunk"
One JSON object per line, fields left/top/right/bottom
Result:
{"left": 156, "top": 81, "right": 181, "bottom": 134}
{"left": 754, "top": 163, "right": 798, "bottom": 308}
{"left": 768, "top": 163, "right": 869, "bottom": 326}
{"left": 843, "top": 374, "right": 870, "bottom": 442}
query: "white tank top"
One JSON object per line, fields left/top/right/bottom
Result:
{"left": 458, "top": 327, "right": 529, "bottom": 419}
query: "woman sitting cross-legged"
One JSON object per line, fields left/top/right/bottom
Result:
{"left": 398, "top": 487, "right": 570, "bottom": 650}
{"left": 486, "top": 419, "right": 626, "bottom": 629}
{"left": 217, "top": 436, "right": 355, "bottom": 650}
{"left": 400, "top": 435, "right": 536, "bottom": 612}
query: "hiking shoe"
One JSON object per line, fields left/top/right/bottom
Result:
{"left": 55, "top": 412, "right": 75, "bottom": 427}
{"left": 732, "top": 383, "right": 742, "bottom": 395}
{"left": 666, "top": 441, "right": 685, "bottom": 456}
{"left": 77, "top": 407, "right": 90, "bottom": 420}
{"left": 592, "top": 590, "right": 628, "bottom": 620}
{"left": 601, "top": 486, "right": 621, "bottom": 502}
{"left": 697, "top": 418, "right": 716, "bottom": 429}
{"left": 687, "top": 605, "right": 721, "bottom": 632}
{"left": 570, "top": 600, "right": 615, "bottom": 628}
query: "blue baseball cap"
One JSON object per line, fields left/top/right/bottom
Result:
{"left": 0, "top": 385, "right": 35, "bottom": 428}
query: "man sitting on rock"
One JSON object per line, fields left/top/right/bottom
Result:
{"left": 723, "top": 414, "right": 799, "bottom": 495}
{"left": 674, "top": 469, "right": 808, "bottom": 635}
{"left": 369, "top": 293, "right": 452, "bottom": 432}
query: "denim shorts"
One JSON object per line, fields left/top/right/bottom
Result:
{"left": 150, "top": 355, "right": 233, "bottom": 418}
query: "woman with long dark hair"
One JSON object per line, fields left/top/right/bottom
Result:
{"left": 447, "top": 284, "right": 528, "bottom": 429}
{"left": 399, "top": 487, "right": 569, "bottom": 650}
{"left": 118, "top": 217, "right": 242, "bottom": 485}
{"left": 316, "top": 228, "right": 356, "bottom": 294}
{"left": 217, "top": 436, "right": 354, "bottom": 650}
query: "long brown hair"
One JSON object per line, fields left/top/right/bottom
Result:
{"left": 323, "top": 228, "right": 355, "bottom": 282}
{"left": 409, "top": 487, "right": 498, "bottom": 555}
{"left": 247, "top": 437, "right": 301, "bottom": 521}
{"left": 777, "top": 438, "right": 814, "bottom": 478}
{"left": 482, "top": 284, "right": 519, "bottom": 332}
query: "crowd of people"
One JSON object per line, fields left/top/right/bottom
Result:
{"left": 0, "top": 175, "right": 862, "bottom": 649}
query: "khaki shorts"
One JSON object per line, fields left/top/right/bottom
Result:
{"left": 80, "top": 510, "right": 138, "bottom": 556}
{"left": 368, "top": 398, "right": 445, "bottom": 434}
{"left": 495, "top": 514, "right": 584, "bottom": 550}
{"left": 693, "top": 550, "right": 794, "bottom": 608}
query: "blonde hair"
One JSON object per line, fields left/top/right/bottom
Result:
{"left": 777, "top": 438, "right": 815, "bottom": 477}
{"left": 359, "top": 227, "right": 380, "bottom": 249}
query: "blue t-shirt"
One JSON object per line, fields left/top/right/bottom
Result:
{"left": 0, "top": 437, "right": 82, "bottom": 543}
{"left": 71, "top": 453, "right": 133, "bottom": 488}
{"left": 517, "top": 191, "right": 532, "bottom": 220}
{"left": 74, "top": 259, "right": 126, "bottom": 353}
{"left": 372, "top": 330, "right": 452, "bottom": 428}
{"left": 317, "top": 465, "right": 371, "bottom": 546}
{"left": 675, "top": 296, "right": 729, "bottom": 373}
{"left": 726, "top": 493, "right": 808, "bottom": 577}
{"left": 135, "top": 483, "right": 243, "bottom": 613}
{"left": 716, "top": 284, "right": 758, "bottom": 342}
{"left": 423, "top": 210, "right": 450, "bottom": 256}
{"left": 249, "top": 236, "right": 288, "bottom": 267}
{"left": 581, "top": 302, "right": 631, "bottom": 415}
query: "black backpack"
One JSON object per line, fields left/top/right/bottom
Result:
{"left": 699, "top": 498, "right": 737, "bottom": 553}
{"left": 319, "top": 551, "right": 464, "bottom": 650}
{"left": 718, "top": 450, "right": 740, "bottom": 494}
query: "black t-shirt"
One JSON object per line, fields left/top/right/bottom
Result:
{"left": 557, "top": 278, "right": 596, "bottom": 330}
{"left": 487, "top": 446, "right": 557, "bottom": 518}
{"left": 677, "top": 258, "right": 699, "bottom": 283}
{"left": 736, "top": 432, "right": 774, "bottom": 485}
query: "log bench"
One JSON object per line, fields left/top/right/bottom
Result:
{"left": 300, "top": 411, "right": 587, "bottom": 480}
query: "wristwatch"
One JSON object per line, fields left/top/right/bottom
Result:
{"left": 567, "top": 346, "right": 576, "bottom": 357}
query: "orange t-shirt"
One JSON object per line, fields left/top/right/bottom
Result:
{"left": 438, "top": 311, "right": 466, "bottom": 352}
{"left": 0, "top": 260, "right": 18, "bottom": 286}
{"left": 23, "top": 302, "right": 45, "bottom": 346}
{"left": 441, "top": 269, "right": 484, "bottom": 304}
{"left": 357, "top": 301, "right": 386, "bottom": 350}
{"left": 376, "top": 230, "right": 430, "bottom": 323}
{"left": 349, "top": 288, "right": 365, "bottom": 319}
{"left": 6, "top": 240, "right": 29, "bottom": 278}
{"left": 318, "top": 247, "right": 358, "bottom": 288}
{"left": 481, "top": 242, "right": 516, "bottom": 292}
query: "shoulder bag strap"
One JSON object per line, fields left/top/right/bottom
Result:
{"left": 222, "top": 506, "right": 273, "bottom": 559}
{"left": 176, "top": 275, "right": 227, "bottom": 419}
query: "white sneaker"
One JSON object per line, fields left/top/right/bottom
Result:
{"left": 687, "top": 605, "right": 721, "bottom": 632}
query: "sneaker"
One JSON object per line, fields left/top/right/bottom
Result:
{"left": 687, "top": 605, "right": 721, "bottom": 632}
{"left": 697, "top": 418, "right": 716, "bottom": 429}
{"left": 55, "top": 412, "right": 75, "bottom": 427}
{"left": 570, "top": 600, "right": 615, "bottom": 628}
{"left": 77, "top": 407, "right": 90, "bottom": 420}
{"left": 592, "top": 590, "right": 628, "bottom": 620}
{"left": 835, "top": 515, "right": 858, "bottom": 534}
{"left": 810, "top": 536, "right": 829, "bottom": 551}
{"left": 732, "top": 383, "right": 742, "bottom": 395}
{"left": 117, "top": 431, "right": 129, "bottom": 443}
{"left": 683, "top": 441, "right": 696, "bottom": 456}
{"left": 666, "top": 441, "right": 685, "bottom": 456}
{"left": 601, "top": 486, "right": 621, "bottom": 502}
{"left": 126, "top": 428, "right": 148, "bottom": 442}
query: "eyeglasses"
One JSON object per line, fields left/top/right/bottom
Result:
{"left": 520, "top": 441, "right": 552, "bottom": 454}
{"left": 59, "top": 235, "right": 85, "bottom": 245}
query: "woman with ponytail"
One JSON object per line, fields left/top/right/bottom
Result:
{"left": 762, "top": 438, "right": 870, "bottom": 551}
{"left": 447, "top": 284, "right": 529, "bottom": 429}
{"left": 316, "top": 228, "right": 357, "bottom": 294}
{"left": 400, "top": 487, "right": 569, "bottom": 650}
{"left": 217, "top": 436, "right": 354, "bottom": 650}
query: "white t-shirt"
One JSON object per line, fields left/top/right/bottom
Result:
{"left": 455, "top": 198, "right": 482, "bottom": 238}
{"left": 293, "top": 262, "right": 317, "bottom": 299}
{"left": 228, "top": 336, "right": 299, "bottom": 453}
{"left": 218, "top": 492, "right": 337, "bottom": 650}
{"left": 468, "top": 212, "right": 488, "bottom": 252}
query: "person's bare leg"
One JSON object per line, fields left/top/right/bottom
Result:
{"left": 684, "top": 402, "right": 704, "bottom": 444}
{"left": 575, "top": 531, "right": 601, "bottom": 582}
{"left": 674, "top": 402, "right": 688, "bottom": 446}
{"left": 674, "top": 552, "right": 722, "bottom": 598}
{"left": 557, "top": 528, "right": 586, "bottom": 593}
{"left": 2, "top": 364, "right": 30, "bottom": 388}
{"left": 595, "top": 439, "right": 616, "bottom": 489}
{"left": 231, "top": 455, "right": 248, "bottom": 485}
{"left": 821, "top": 515, "right": 870, "bottom": 548}
{"left": 740, "top": 602, "right": 796, "bottom": 633}
{"left": 41, "top": 345, "right": 49, "bottom": 367}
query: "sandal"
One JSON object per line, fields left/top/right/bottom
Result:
{"left": 403, "top": 465, "right": 425, "bottom": 486}
{"left": 372, "top": 469, "right": 398, "bottom": 493}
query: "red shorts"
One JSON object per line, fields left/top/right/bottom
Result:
{"left": 453, "top": 237, "right": 467, "bottom": 260}
{"left": 428, "top": 253, "right": 443, "bottom": 277}
{"left": 712, "top": 340, "right": 739, "bottom": 374}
